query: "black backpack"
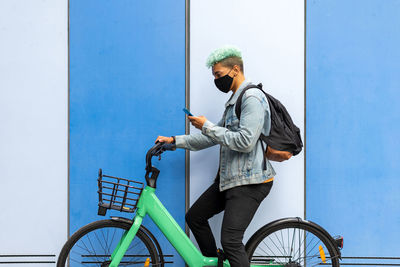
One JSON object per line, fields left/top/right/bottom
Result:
{"left": 235, "top": 83, "right": 303, "bottom": 162}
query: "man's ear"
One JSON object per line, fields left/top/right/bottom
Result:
{"left": 233, "top": 65, "right": 240, "bottom": 76}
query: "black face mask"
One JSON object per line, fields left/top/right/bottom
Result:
{"left": 214, "top": 68, "right": 234, "bottom": 93}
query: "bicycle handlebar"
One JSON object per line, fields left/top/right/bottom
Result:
{"left": 145, "top": 142, "right": 176, "bottom": 171}
{"left": 145, "top": 141, "right": 176, "bottom": 188}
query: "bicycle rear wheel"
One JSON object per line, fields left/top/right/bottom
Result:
{"left": 246, "top": 219, "right": 340, "bottom": 267}
{"left": 57, "top": 219, "right": 159, "bottom": 266}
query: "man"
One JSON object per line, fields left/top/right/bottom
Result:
{"left": 155, "top": 45, "right": 276, "bottom": 267}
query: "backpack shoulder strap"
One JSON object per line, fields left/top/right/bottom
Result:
{"left": 235, "top": 83, "right": 263, "bottom": 120}
{"left": 234, "top": 83, "right": 268, "bottom": 170}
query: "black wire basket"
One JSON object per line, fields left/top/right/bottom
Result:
{"left": 97, "top": 168, "right": 144, "bottom": 216}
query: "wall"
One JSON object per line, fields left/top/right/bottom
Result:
{"left": 0, "top": 0, "right": 68, "bottom": 265}
{"left": 69, "top": 0, "right": 186, "bottom": 265}
{"left": 189, "top": 0, "right": 305, "bottom": 247}
{"left": 1, "top": 0, "right": 400, "bottom": 265}
{"left": 306, "top": 0, "right": 400, "bottom": 260}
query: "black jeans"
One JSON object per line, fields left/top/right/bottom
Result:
{"left": 185, "top": 173, "right": 273, "bottom": 267}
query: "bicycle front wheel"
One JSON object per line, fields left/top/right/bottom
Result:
{"left": 57, "top": 219, "right": 159, "bottom": 266}
{"left": 246, "top": 219, "right": 340, "bottom": 267}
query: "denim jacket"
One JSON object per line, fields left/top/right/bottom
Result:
{"left": 175, "top": 79, "right": 276, "bottom": 191}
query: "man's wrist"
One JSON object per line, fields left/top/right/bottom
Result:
{"left": 201, "top": 120, "right": 214, "bottom": 135}
{"left": 171, "top": 136, "right": 176, "bottom": 144}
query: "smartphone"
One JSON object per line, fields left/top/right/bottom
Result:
{"left": 183, "top": 108, "right": 194, "bottom": 116}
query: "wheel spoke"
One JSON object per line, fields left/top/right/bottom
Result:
{"left": 267, "top": 234, "right": 286, "bottom": 259}
{"left": 277, "top": 230, "right": 287, "bottom": 256}
{"left": 290, "top": 226, "right": 296, "bottom": 259}
{"left": 261, "top": 239, "right": 285, "bottom": 265}
{"left": 247, "top": 223, "right": 339, "bottom": 267}
{"left": 85, "top": 233, "right": 103, "bottom": 265}
{"left": 292, "top": 228, "right": 305, "bottom": 262}
{"left": 93, "top": 230, "right": 108, "bottom": 255}
{"left": 100, "top": 227, "right": 110, "bottom": 256}
{"left": 58, "top": 220, "right": 159, "bottom": 267}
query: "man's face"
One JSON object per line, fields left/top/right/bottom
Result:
{"left": 212, "top": 63, "right": 235, "bottom": 79}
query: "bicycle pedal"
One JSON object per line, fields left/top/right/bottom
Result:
{"left": 144, "top": 257, "right": 150, "bottom": 267}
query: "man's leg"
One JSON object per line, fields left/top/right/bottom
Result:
{"left": 221, "top": 182, "right": 273, "bottom": 267}
{"left": 185, "top": 177, "right": 225, "bottom": 257}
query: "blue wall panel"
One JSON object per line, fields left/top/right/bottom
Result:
{"left": 307, "top": 0, "right": 400, "bottom": 258}
{"left": 70, "top": 1, "right": 186, "bottom": 265}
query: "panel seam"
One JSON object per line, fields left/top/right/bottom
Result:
{"left": 185, "top": 0, "right": 191, "bottom": 237}
{"left": 304, "top": 0, "right": 307, "bottom": 221}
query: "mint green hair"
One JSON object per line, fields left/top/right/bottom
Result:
{"left": 206, "top": 45, "right": 243, "bottom": 71}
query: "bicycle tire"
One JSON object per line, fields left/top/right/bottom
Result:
{"left": 245, "top": 219, "right": 340, "bottom": 267}
{"left": 57, "top": 219, "right": 160, "bottom": 266}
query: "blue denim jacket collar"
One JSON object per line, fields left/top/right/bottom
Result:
{"left": 224, "top": 78, "right": 252, "bottom": 108}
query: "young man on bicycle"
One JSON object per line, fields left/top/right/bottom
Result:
{"left": 155, "top": 45, "right": 275, "bottom": 267}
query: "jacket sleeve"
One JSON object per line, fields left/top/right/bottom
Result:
{"left": 201, "top": 95, "right": 265, "bottom": 153}
{"left": 174, "top": 116, "right": 225, "bottom": 151}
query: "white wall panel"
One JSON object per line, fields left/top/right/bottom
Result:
{"left": 190, "top": 0, "right": 304, "bottom": 247}
{"left": 0, "top": 0, "right": 67, "bottom": 262}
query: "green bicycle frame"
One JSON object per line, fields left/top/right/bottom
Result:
{"left": 108, "top": 186, "right": 283, "bottom": 267}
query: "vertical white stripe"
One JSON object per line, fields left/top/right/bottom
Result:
{"left": 190, "top": 0, "right": 304, "bottom": 246}
{"left": 0, "top": 0, "right": 68, "bottom": 256}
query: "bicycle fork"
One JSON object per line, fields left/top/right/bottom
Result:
{"left": 108, "top": 214, "right": 144, "bottom": 267}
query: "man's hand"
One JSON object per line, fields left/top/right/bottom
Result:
{"left": 155, "top": 136, "right": 174, "bottom": 144}
{"left": 188, "top": 116, "right": 207, "bottom": 130}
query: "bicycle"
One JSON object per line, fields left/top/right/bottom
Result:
{"left": 58, "top": 142, "right": 343, "bottom": 267}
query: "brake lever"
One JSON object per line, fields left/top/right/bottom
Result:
{"left": 153, "top": 146, "right": 164, "bottom": 156}
{"left": 150, "top": 141, "right": 175, "bottom": 162}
